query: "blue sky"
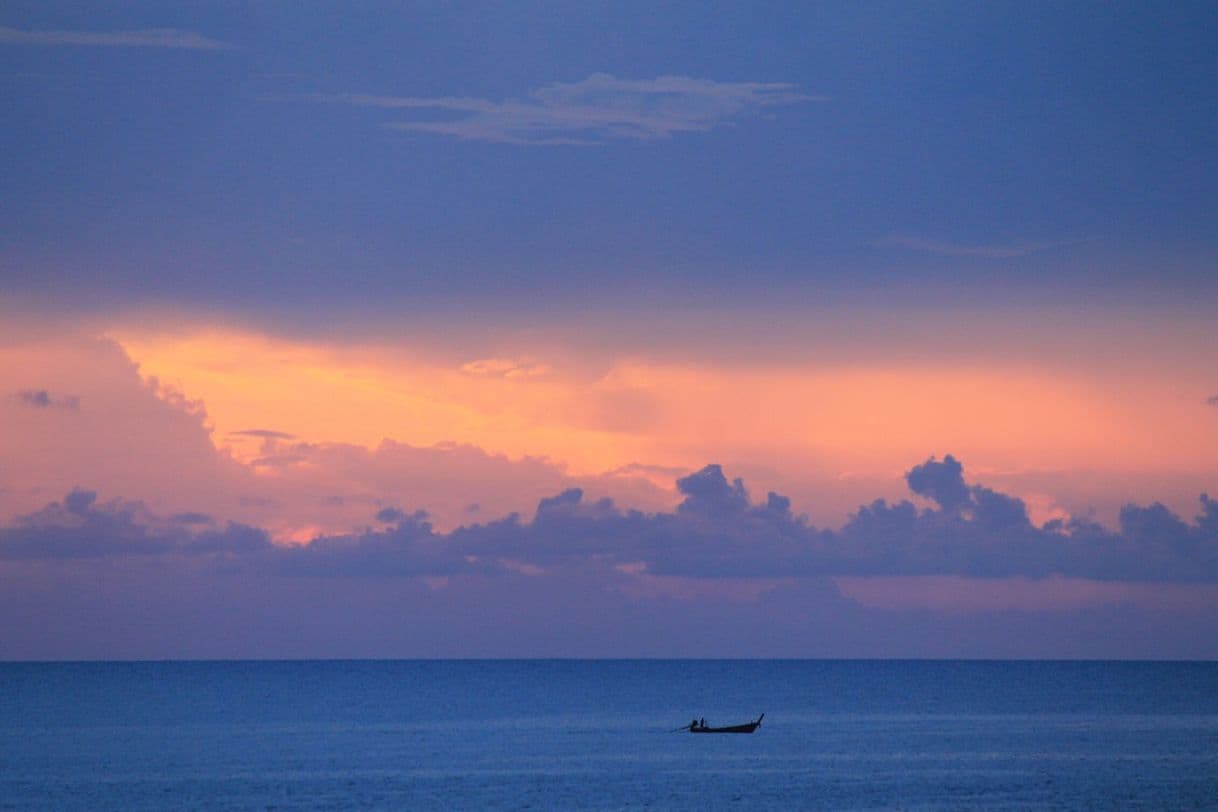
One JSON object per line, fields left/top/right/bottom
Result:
{"left": 4, "top": 2, "right": 1215, "bottom": 318}
{"left": 3, "top": 3, "right": 1218, "bottom": 658}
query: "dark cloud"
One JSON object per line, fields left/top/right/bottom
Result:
{"left": 0, "top": 488, "right": 470, "bottom": 577}
{"left": 1206, "top": 395, "right": 1218, "bottom": 408}
{"left": 375, "top": 506, "right": 425, "bottom": 524}
{"left": 676, "top": 464, "right": 751, "bottom": 519}
{"left": 0, "top": 490, "right": 269, "bottom": 561}
{"left": 64, "top": 488, "right": 97, "bottom": 515}
{"left": 971, "top": 486, "right": 1030, "bottom": 532}
{"left": 906, "top": 455, "right": 971, "bottom": 512}
{"left": 230, "top": 429, "right": 297, "bottom": 439}
{"left": 14, "top": 389, "right": 79, "bottom": 410}
{"left": 275, "top": 512, "right": 486, "bottom": 578}
{"left": 375, "top": 507, "right": 404, "bottom": 523}
{"left": 184, "top": 523, "right": 272, "bottom": 555}
{"left": 3, "top": 456, "right": 1216, "bottom": 582}
{"left": 1199, "top": 494, "right": 1218, "bottom": 537}
{"left": 432, "top": 462, "right": 1145, "bottom": 581}
{"left": 450, "top": 459, "right": 1217, "bottom": 581}
{"left": 535, "top": 488, "right": 587, "bottom": 518}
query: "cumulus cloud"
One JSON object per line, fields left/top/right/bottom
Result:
{"left": 3, "top": 335, "right": 677, "bottom": 538}
{"left": 0, "top": 486, "right": 484, "bottom": 579}
{"left": 0, "top": 26, "right": 234, "bottom": 50}
{"left": 7, "top": 456, "right": 1215, "bottom": 583}
{"left": 375, "top": 507, "right": 410, "bottom": 524}
{"left": 275, "top": 511, "right": 485, "bottom": 578}
{"left": 0, "top": 490, "right": 269, "bottom": 561}
{"left": 299, "top": 74, "right": 819, "bottom": 145}
{"left": 675, "top": 464, "right": 751, "bottom": 519}
{"left": 906, "top": 454, "right": 971, "bottom": 511}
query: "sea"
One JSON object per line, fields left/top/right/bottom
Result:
{"left": 1, "top": 660, "right": 1216, "bottom": 810}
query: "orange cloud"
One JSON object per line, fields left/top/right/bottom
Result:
{"left": 0, "top": 332, "right": 672, "bottom": 537}
{"left": 110, "top": 328, "right": 646, "bottom": 474}
{"left": 5, "top": 307, "right": 1216, "bottom": 538}
{"left": 104, "top": 323, "right": 1218, "bottom": 515}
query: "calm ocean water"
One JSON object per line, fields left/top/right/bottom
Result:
{"left": 1, "top": 660, "right": 1216, "bottom": 810}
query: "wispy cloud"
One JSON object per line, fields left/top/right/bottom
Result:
{"left": 299, "top": 73, "right": 820, "bottom": 145}
{"left": 879, "top": 235, "right": 1095, "bottom": 259}
{"left": 1206, "top": 395, "right": 1218, "bottom": 408}
{"left": 0, "top": 26, "right": 234, "bottom": 50}
{"left": 229, "top": 429, "right": 297, "bottom": 440}
{"left": 461, "top": 358, "right": 551, "bottom": 378}
{"left": 13, "top": 389, "right": 79, "bottom": 410}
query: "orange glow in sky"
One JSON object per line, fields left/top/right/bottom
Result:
{"left": 110, "top": 324, "right": 1218, "bottom": 482}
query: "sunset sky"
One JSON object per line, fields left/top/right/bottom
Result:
{"left": 3, "top": 3, "right": 1217, "bottom": 658}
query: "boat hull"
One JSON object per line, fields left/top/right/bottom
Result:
{"left": 689, "top": 723, "right": 759, "bottom": 734}
{"left": 687, "top": 714, "right": 763, "bottom": 734}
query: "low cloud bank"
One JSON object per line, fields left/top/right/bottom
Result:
{"left": 3, "top": 456, "right": 1215, "bottom": 582}
{"left": 0, "top": 489, "right": 270, "bottom": 560}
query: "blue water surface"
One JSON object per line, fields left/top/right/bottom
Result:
{"left": 2, "top": 660, "right": 1216, "bottom": 810}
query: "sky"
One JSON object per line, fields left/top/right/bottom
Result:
{"left": 2, "top": 2, "right": 1217, "bottom": 659}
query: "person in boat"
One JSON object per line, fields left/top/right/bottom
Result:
{"left": 700, "top": 718, "right": 706, "bottom": 728}
{"left": 690, "top": 719, "right": 698, "bottom": 731}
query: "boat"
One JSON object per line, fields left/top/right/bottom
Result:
{"left": 687, "top": 713, "right": 764, "bottom": 733}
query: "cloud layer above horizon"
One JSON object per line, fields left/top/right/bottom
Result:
{"left": 7, "top": 455, "right": 1216, "bottom": 584}
{"left": 3, "top": 3, "right": 1217, "bottom": 658}
{"left": 5, "top": 446, "right": 1217, "bottom": 660}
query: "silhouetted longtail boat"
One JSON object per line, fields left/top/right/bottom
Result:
{"left": 687, "top": 713, "right": 764, "bottom": 733}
